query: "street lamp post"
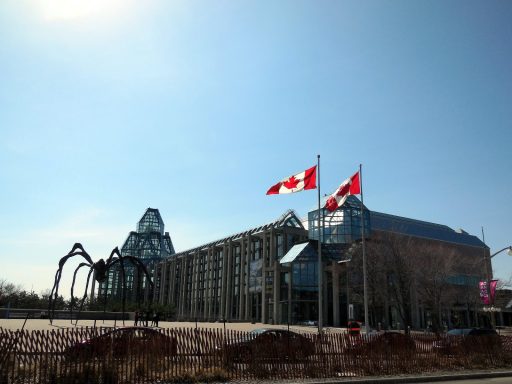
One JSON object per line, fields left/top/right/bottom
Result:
{"left": 490, "top": 246, "right": 512, "bottom": 260}
{"left": 483, "top": 245, "right": 512, "bottom": 287}
{"left": 482, "top": 244, "right": 512, "bottom": 327}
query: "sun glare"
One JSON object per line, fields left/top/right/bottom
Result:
{"left": 40, "top": 0, "right": 124, "bottom": 21}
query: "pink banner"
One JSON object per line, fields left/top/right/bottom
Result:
{"left": 490, "top": 280, "right": 498, "bottom": 304}
{"left": 479, "top": 281, "right": 490, "bottom": 305}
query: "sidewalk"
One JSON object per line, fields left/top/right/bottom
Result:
{"left": 0, "top": 318, "right": 320, "bottom": 333}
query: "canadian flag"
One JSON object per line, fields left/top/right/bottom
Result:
{"left": 266, "top": 165, "right": 317, "bottom": 195}
{"left": 324, "top": 171, "right": 360, "bottom": 212}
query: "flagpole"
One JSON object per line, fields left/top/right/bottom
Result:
{"left": 360, "top": 163, "right": 369, "bottom": 333}
{"left": 317, "top": 154, "right": 323, "bottom": 333}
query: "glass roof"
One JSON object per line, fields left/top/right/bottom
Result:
{"left": 279, "top": 241, "right": 350, "bottom": 264}
{"left": 121, "top": 208, "right": 176, "bottom": 259}
{"left": 370, "top": 211, "right": 487, "bottom": 248}
{"left": 137, "top": 208, "right": 164, "bottom": 235}
{"left": 280, "top": 243, "right": 311, "bottom": 264}
{"left": 168, "top": 210, "right": 305, "bottom": 259}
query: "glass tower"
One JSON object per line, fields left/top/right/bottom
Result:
{"left": 100, "top": 208, "right": 175, "bottom": 305}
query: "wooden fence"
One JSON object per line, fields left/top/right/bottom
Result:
{"left": 1, "top": 326, "right": 512, "bottom": 383}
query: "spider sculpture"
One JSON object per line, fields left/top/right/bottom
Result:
{"left": 48, "top": 243, "right": 154, "bottom": 324}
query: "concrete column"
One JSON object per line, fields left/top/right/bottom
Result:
{"left": 159, "top": 263, "right": 167, "bottom": 305}
{"left": 160, "top": 261, "right": 166, "bottom": 306}
{"left": 168, "top": 259, "right": 176, "bottom": 307}
{"left": 207, "top": 248, "right": 214, "bottom": 320}
{"left": 220, "top": 244, "right": 228, "bottom": 320}
{"left": 245, "top": 235, "right": 252, "bottom": 321}
{"left": 204, "top": 249, "right": 211, "bottom": 320}
{"left": 274, "top": 260, "right": 281, "bottom": 324}
{"left": 179, "top": 258, "right": 187, "bottom": 319}
{"left": 153, "top": 264, "right": 160, "bottom": 304}
{"left": 288, "top": 265, "right": 292, "bottom": 325}
{"left": 191, "top": 252, "right": 199, "bottom": 320}
{"left": 332, "top": 261, "right": 340, "bottom": 326}
{"left": 224, "top": 241, "right": 233, "bottom": 321}
{"left": 201, "top": 251, "right": 207, "bottom": 319}
{"left": 271, "top": 229, "right": 279, "bottom": 324}
{"left": 239, "top": 240, "right": 246, "bottom": 320}
{"left": 176, "top": 259, "right": 182, "bottom": 318}
{"left": 261, "top": 234, "right": 267, "bottom": 323}
{"left": 213, "top": 249, "right": 219, "bottom": 319}
{"left": 166, "top": 260, "right": 172, "bottom": 307}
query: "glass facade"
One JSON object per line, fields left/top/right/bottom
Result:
{"left": 99, "top": 208, "right": 175, "bottom": 304}
{"left": 137, "top": 209, "right": 164, "bottom": 234}
{"left": 291, "top": 260, "right": 318, "bottom": 323}
{"left": 155, "top": 210, "right": 308, "bottom": 323}
{"left": 149, "top": 198, "right": 488, "bottom": 328}
{"left": 308, "top": 195, "right": 370, "bottom": 244}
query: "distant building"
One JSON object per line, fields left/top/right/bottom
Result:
{"left": 492, "top": 289, "right": 512, "bottom": 326}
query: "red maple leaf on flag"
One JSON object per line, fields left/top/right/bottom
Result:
{"left": 283, "top": 176, "right": 300, "bottom": 190}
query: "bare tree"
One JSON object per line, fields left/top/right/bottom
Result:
{"left": 348, "top": 233, "right": 416, "bottom": 332}
{"left": 379, "top": 234, "right": 416, "bottom": 332}
{"left": 365, "top": 245, "right": 388, "bottom": 328}
{"left": 414, "top": 245, "right": 460, "bottom": 332}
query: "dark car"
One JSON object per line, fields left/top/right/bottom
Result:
{"left": 65, "top": 326, "right": 177, "bottom": 360}
{"left": 346, "top": 331, "right": 416, "bottom": 355}
{"left": 223, "top": 328, "right": 315, "bottom": 362}
{"left": 433, "top": 328, "right": 501, "bottom": 355}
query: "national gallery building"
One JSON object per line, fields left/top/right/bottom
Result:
{"left": 124, "top": 198, "right": 490, "bottom": 329}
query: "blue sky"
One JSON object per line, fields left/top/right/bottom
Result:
{"left": 0, "top": 0, "right": 511, "bottom": 297}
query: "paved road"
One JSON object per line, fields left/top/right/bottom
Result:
{"left": 422, "top": 378, "right": 511, "bottom": 384}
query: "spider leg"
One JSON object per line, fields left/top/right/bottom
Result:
{"left": 108, "top": 255, "right": 154, "bottom": 323}
{"left": 70, "top": 263, "right": 91, "bottom": 324}
{"left": 102, "top": 268, "right": 110, "bottom": 324}
{"left": 118, "top": 256, "right": 127, "bottom": 326}
{"left": 108, "top": 256, "right": 128, "bottom": 326}
{"left": 68, "top": 243, "right": 94, "bottom": 264}
{"left": 105, "top": 247, "right": 121, "bottom": 266}
{"left": 48, "top": 245, "right": 93, "bottom": 324}
{"left": 75, "top": 268, "right": 94, "bottom": 327}
{"left": 122, "top": 256, "right": 155, "bottom": 290}
{"left": 120, "top": 256, "right": 155, "bottom": 316}
{"left": 49, "top": 256, "right": 70, "bottom": 324}
{"left": 135, "top": 265, "right": 142, "bottom": 310}
{"left": 48, "top": 267, "right": 62, "bottom": 325}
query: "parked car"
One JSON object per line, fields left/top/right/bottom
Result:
{"left": 223, "top": 328, "right": 315, "bottom": 362}
{"left": 433, "top": 328, "right": 501, "bottom": 355}
{"left": 346, "top": 331, "right": 416, "bottom": 355}
{"left": 65, "top": 326, "right": 177, "bottom": 360}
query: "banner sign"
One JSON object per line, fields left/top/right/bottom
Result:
{"left": 480, "top": 280, "right": 499, "bottom": 305}
{"left": 479, "top": 281, "right": 489, "bottom": 305}
{"left": 489, "top": 279, "right": 498, "bottom": 304}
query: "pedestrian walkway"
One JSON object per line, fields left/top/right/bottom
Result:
{"left": 0, "top": 318, "right": 320, "bottom": 333}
